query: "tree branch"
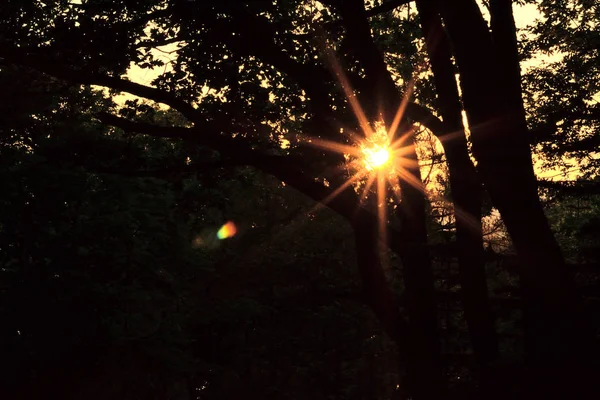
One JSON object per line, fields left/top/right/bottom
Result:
{"left": 0, "top": 47, "right": 199, "bottom": 122}
{"left": 538, "top": 180, "right": 600, "bottom": 195}
{"left": 212, "top": 8, "right": 449, "bottom": 138}
{"left": 365, "top": 0, "right": 413, "bottom": 17}
{"left": 217, "top": 11, "right": 334, "bottom": 114}
{"left": 96, "top": 113, "right": 424, "bottom": 254}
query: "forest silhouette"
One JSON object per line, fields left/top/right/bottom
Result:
{"left": 1, "top": 1, "right": 599, "bottom": 399}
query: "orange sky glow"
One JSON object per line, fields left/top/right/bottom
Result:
{"left": 115, "top": 2, "right": 587, "bottom": 183}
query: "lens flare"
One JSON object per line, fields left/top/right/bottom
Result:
{"left": 363, "top": 146, "right": 390, "bottom": 170}
{"left": 217, "top": 221, "right": 237, "bottom": 240}
{"left": 301, "top": 40, "right": 431, "bottom": 249}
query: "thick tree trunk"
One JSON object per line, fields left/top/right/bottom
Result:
{"left": 415, "top": 1, "right": 499, "bottom": 394}
{"left": 489, "top": 0, "right": 527, "bottom": 125}
{"left": 434, "top": 0, "right": 598, "bottom": 397}
{"left": 489, "top": 2, "right": 598, "bottom": 397}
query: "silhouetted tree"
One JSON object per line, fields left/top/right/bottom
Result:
{"left": 1, "top": 1, "right": 598, "bottom": 399}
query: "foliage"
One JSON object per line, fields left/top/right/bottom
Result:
{"left": 522, "top": 0, "right": 600, "bottom": 176}
{"left": 0, "top": 66, "right": 202, "bottom": 398}
{"left": 1, "top": 0, "right": 599, "bottom": 399}
{"left": 0, "top": 63, "right": 408, "bottom": 399}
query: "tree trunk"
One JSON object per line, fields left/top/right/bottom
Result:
{"left": 434, "top": 0, "right": 598, "bottom": 397}
{"left": 336, "top": 2, "right": 446, "bottom": 398}
{"left": 352, "top": 215, "right": 444, "bottom": 400}
{"left": 415, "top": 0, "right": 499, "bottom": 393}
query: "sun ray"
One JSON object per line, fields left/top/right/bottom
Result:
{"left": 305, "top": 40, "right": 447, "bottom": 250}
{"left": 358, "top": 174, "right": 377, "bottom": 206}
{"left": 392, "top": 157, "right": 420, "bottom": 170}
{"left": 452, "top": 205, "right": 482, "bottom": 232}
{"left": 390, "top": 126, "right": 417, "bottom": 150}
{"left": 436, "top": 129, "right": 470, "bottom": 144}
{"left": 307, "top": 170, "right": 368, "bottom": 216}
{"left": 396, "top": 167, "right": 427, "bottom": 193}
{"left": 429, "top": 193, "right": 482, "bottom": 233}
{"left": 394, "top": 144, "right": 421, "bottom": 159}
{"left": 322, "top": 47, "right": 375, "bottom": 138}
{"left": 338, "top": 128, "right": 366, "bottom": 146}
{"left": 388, "top": 78, "right": 416, "bottom": 142}
{"left": 391, "top": 183, "right": 403, "bottom": 204}
{"left": 305, "top": 136, "right": 363, "bottom": 157}
{"left": 377, "top": 170, "right": 388, "bottom": 245}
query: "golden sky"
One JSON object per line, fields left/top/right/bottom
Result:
{"left": 119, "top": 3, "right": 585, "bottom": 180}
{"left": 124, "top": 2, "right": 543, "bottom": 87}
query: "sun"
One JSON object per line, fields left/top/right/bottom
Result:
{"left": 299, "top": 42, "right": 427, "bottom": 246}
{"left": 358, "top": 122, "right": 397, "bottom": 173}
{"left": 303, "top": 121, "right": 415, "bottom": 246}
{"left": 363, "top": 145, "right": 391, "bottom": 170}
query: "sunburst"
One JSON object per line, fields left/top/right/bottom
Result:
{"left": 303, "top": 43, "right": 426, "bottom": 246}
{"left": 363, "top": 146, "right": 390, "bottom": 170}
{"left": 305, "top": 118, "right": 424, "bottom": 247}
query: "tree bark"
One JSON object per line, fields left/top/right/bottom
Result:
{"left": 489, "top": 0, "right": 527, "bottom": 124}
{"left": 415, "top": 0, "right": 499, "bottom": 392}
{"left": 335, "top": 2, "right": 445, "bottom": 398}
{"left": 434, "top": 0, "right": 598, "bottom": 397}
{"left": 352, "top": 215, "right": 443, "bottom": 400}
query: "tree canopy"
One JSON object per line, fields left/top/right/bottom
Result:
{"left": 1, "top": 1, "right": 599, "bottom": 399}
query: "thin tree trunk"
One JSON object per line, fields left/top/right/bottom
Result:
{"left": 352, "top": 215, "right": 444, "bottom": 400}
{"left": 392, "top": 176, "right": 446, "bottom": 400}
{"left": 335, "top": 2, "right": 445, "bottom": 398}
{"left": 415, "top": 0, "right": 499, "bottom": 392}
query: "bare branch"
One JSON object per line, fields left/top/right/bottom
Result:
{"left": 135, "top": 38, "right": 185, "bottom": 50}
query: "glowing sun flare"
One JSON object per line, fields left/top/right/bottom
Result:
{"left": 302, "top": 42, "right": 427, "bottom": 246}
{"left": 363, "top": 146, "right": 391, "bottom": 170}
